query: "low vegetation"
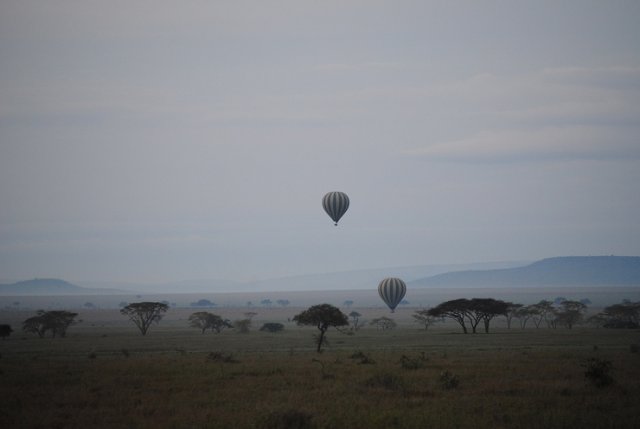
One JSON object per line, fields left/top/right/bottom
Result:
{"left": 1, "top": 301, "right": 639, "bottom": 428}
{"left": 259, "top": 322, "right": 285, "bottom": 333}
{"left": 0, "top": 323, "right": 13, "bottom": 339}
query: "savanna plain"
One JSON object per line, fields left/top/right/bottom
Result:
{"left": 1, "top": 306, "right": 639, "bottom": 429}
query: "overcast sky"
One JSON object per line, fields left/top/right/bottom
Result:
{"left": 1, "top": 1, "right": 639, "bottom": 283}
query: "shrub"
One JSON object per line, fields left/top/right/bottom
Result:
{"left": 260, "top": 323, "right": 285, "bottom": 333}
{"left": 583, "top": 358, "right": 614, "bottom": 388}
{"left": 439, "top": 370, "right": 460, "bottom": 390}
{"left": 234, "top": 319, "right": 252, "bottom": 334}
{"left": 0, "top": 324, "right": 13, "bottom": 339}
{"left": 364, "top": 373, "right": 404, "bottom": 391}
{"left": 349, "top": 350, "right": 375, "bottom": 364}
{"left": 604, "top": 320, "right": 639, "bottom": 329}
{"left": 399, "top": 352, "right": 428, "bottom": 370}
{"left": 207, "top": 351, "right": 239, "bottom": 363}
{"left": 311, "top": 358, "right": 335, "bottom": 379}
{"left": 257, "top": 410, "right": 315, "bottom": 429}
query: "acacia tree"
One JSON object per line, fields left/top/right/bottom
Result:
{"left": 503, "top": 302, "right": 523, "bottom": 329}
{"left": 555, "top": 300, "right": 587, "bottom": 329}
{"left": 597, "top": 301, "right": 640, "bottom": 328}
{"left": 22, "top": 310, "right": 79, "bottom": 338}
{"left": 370, "top": 317, "right": 397, "bottom": 330}
{"left": 189, "top": 312, "right": 211, "bottom": 334}
{"left": 210, "top": 317, "right": 233, "bottom": 333}
{"left": 471, "top": 298, "right": 510, "bottom": 333}
{"left": 428, "top": 298, "right": 509, "bottom": 333}
{"left": 428, "top": 299, "right": 473, "bottom": 333}
{"left": 23, "top": 312, "right": 48, "bottom": 338}
{"left": 120, "top": 302, "right": 169, "bottom": 336}
{"left": 526, "top": 300, "right": 554, "bottom": 328}
{"left": 293, "top": 303, "right": 348, "bottom": 353}
{"left": 276, "top": 299, "right": 290, "bottom": 307}
{"left": 412, "top": 308, "right": 440, "bottom": 330}
{"left": 46, "top": 311, "right": 79, "bottom": 337}
{"left": 188, "top": 312, "right": 232, "bottom": 334}
{"left": 515, "top": 306, "right": 535, "bottom": 329}
{"left": 348, "top": 311, "right": 363, "bottom": 331}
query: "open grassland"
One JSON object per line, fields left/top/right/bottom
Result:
{"left": 1, "top": 310, "right": 640, "bottom": 429}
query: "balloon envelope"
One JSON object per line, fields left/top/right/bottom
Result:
{"left": 378, "top": 277, "right": 406, "bottom": 312}
{"left": 322, "top": 192, "right": 350, "bottom": 225}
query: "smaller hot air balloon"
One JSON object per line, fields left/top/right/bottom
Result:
{"left": 378, "top": 277, "right": 406, "bottom": 313}
{"left": 322, "top": 191, "right": 350, "bottom": 226}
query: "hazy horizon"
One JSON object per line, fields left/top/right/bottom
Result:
{"left": 2, "top": 2, "right": 639, "bottom": 284}
{"left": 1, "top": 258, "right": 531, "bottom": 291}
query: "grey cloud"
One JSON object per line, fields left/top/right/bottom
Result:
{"left": 406, "top": 127, "right": 640, "bottom": 163}
{"left": 1, "top": 1, "right": 639, "bottom": 282}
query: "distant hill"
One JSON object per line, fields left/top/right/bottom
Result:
{"left": 0, "top": 278, "right": 123, "bottom": 295}
{"left": 75, "top": 261, "right": 528, "bottom": 293}
{"left": 0, "top": 262, "right": 527, "bottom": 295}
{"left": 235, "top": 261, "right": 528, "bottom": 292}
{"left": 77, "top": 278, "right": 243, "bottom": 294}
{"left": 7, "top": 257, "right": 635, "bottom": 295}
{"left": 410, "top": 256, "right": 640, "bottom": 288}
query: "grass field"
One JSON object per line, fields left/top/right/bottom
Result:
{"left": 1, "top": 308, "right": 639, "bottom": 429}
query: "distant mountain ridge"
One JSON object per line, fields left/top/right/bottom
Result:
{"left": 0, "top": 261, "right": 527, "bottom": 295}
{"left": 0, "top": 278, "right": 123, "bottom": 295}
{"left": 71, "top": 261, "right": 528, "bottom": 293}
{"left": 410, "top": 256, "right": 640, "bottom": 288}
{"left": 4, "top": 256, "right": 639, "bottom": 295}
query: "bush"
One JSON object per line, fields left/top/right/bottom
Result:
{"left": 234, "top": 319, "right": 252, "bottom": 334}
{"left": 257, "top": 410, "right": 315, "bottom": 429}
{"left": 364, "top": 373, "right": 404, "bottom": 391}
{"left": 206, "top": 351, "right": 239, "bottom": 363}
{"left": 260, "top": 323, "right": 285, "bottom": 333}
{"left": 349, "top": 350, "right": 375, "bottom": 364}
{"left": 399, "top": 352, "right": 428, "bottom": 370}
{"left": 439, "top": 370, "right": 460, "bottom": 390}
{"left": 604, "top": 320, "right": 639, "bottom": 329}
{"left": 583, "top": 358, "right": 614, "bottom": 388}
{"left": 190, "top": 299, "right": 215, "bottom": 307}
{"left": 0, "top": 324, "right": 13, "bottom": 339}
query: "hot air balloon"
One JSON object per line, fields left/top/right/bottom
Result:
{"left": 378, "top": 277, "right": 406, "bottom": 312}
{"left": 322, "top": 191, "right": 349, "bottom": 226}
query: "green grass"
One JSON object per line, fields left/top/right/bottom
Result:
{"left": 1, "top": 312, "right": 639, "bottom": 428}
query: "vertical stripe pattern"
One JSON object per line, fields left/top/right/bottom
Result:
{"left": 378, "top": 277, "right": 407, "bottom": 312}
{"left": 322, "top": 191, "right": 350, "bottom": 225}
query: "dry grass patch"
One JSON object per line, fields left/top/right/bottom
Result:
{"left": 1, "top": 327, "right": 640, "bottom": 428}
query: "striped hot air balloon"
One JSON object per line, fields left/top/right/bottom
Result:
{"left": 378, "top": 277, "right": 406, "bottom": 312}
{"left": 322, "top": 192, "right": 350, "bottom": 226}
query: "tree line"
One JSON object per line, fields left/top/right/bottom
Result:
{"left": 3, "top": 299, "right": 637, "bottom": 343}
{"left": 420, "top": 298, "right": 640, "bottom": 333}
{"left": 21, "top": 310, "right": 79, "bottom": 338}
{"left": 420, "top": 298, "right": 588, "bottom": 333}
